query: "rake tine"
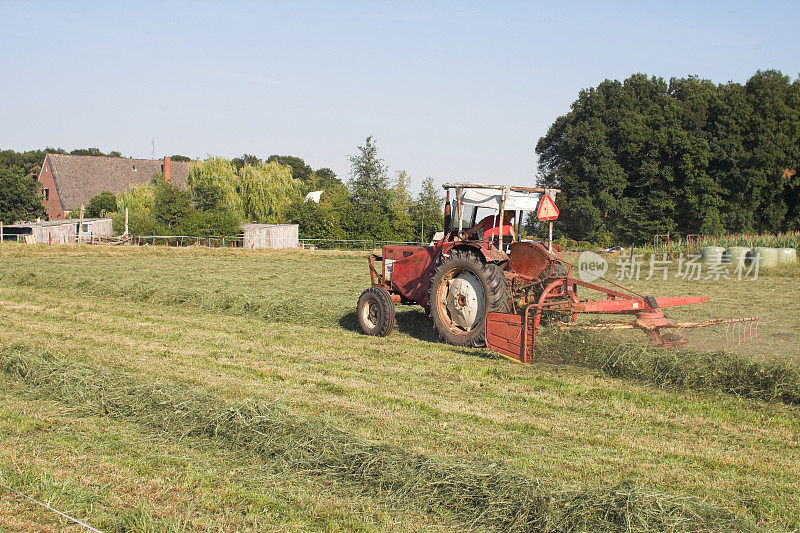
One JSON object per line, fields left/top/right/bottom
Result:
{"left": 725, "top": 322, "right": 730, "bottom": 349}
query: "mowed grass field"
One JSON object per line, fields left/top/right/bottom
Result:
{"left": 0, "top": 244, "right": 798, "bottom": 531}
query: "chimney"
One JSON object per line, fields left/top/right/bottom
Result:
{"left": 163, "top": 156, "right": 171, "bottom": 181}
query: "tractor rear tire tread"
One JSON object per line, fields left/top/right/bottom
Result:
{"left": 428, "top": 249, "right": 510, "bottom": 347}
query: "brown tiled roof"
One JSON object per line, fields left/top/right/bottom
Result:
{"left": 46, "top": 154, "right": 189, "bottom": 211}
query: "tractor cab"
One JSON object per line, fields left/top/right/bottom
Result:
{"left": 441, "top": 183, "right": 559, "bottom": 253}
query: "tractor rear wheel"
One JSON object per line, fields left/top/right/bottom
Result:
{"left": 429, "top": 249, "right": 510, "bottom": 347}
{"left": 357, "top": 287, "right": 396, "bottom": 337}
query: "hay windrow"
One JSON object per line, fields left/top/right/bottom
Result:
{"left": 0, "top": 344, "right": 749, "bottom": 532}
{"left": 537, "top": 330, "right": 800, "bottom": 406}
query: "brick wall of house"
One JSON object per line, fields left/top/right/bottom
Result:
{"left": 37, "top": 157, "right": 65, "bottom": 220}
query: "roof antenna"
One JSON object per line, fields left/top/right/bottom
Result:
{"left": 151, "top": 138, "right": 155, "bottom": 159}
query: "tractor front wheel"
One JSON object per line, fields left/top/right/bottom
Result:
{"left": 429, "top": 249, "right": 510, "bottom": 347}
{"left": 357, "top": 287, "right": 396, "bottom": 337}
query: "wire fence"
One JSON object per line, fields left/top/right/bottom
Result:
{"left": 299, "top": 238, "right": 428, "bottom": 250}
{"left": 0, "top": 232, "right": 427, "bottom": 251}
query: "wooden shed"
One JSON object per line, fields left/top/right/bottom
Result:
{"left": 241, "top": 224, "right": 299, "bottom": 249}
{"left": 4, "top": 218, "right": 113, "bottom": 244}
{"left": 78, "top": 218, "right": 114, "bottom": 242}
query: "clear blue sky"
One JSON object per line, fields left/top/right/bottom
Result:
{"left": 2, "top": 1, "right": 798, "bottom": 191}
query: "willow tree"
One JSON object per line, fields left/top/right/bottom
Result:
{"left": 239, "top": 160, "right": 302, "bottom": 223}
{"left": 187, "top": 157, "right": 243, "bottom": 217}
{"left": 116, "top": 181, "right": 155, "bottom": 212}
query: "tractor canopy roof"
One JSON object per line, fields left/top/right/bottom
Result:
{"left": 442, "top": 183, "right": 560, "bottom": 212}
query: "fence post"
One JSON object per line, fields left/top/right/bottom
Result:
{"left": 78, "top": 205, "right": 84, "bottom": 244}
{"left": 1, "top": 221, "right": 4, "bottom": 243}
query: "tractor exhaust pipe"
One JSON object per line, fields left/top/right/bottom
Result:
{"left": 443, "top": 190, "right": 451, "bottom": 232}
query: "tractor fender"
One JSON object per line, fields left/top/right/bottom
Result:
{"left": 444, "top": 242, "right": 508, "bottom": 265}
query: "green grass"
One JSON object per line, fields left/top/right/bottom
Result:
{"left": 1, "top": 243, "right": 799, "bottom": 530}
{"left": 1, "top": 345, "right": 747, "bottom": 532}
{"left": 0, "top": 374, "right": 439, "bottom": 532}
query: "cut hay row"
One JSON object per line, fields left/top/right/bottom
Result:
{"left": 538, "top": 330, "right": 800, "bottom": 405}
{"left": 0, "top": 344, "right": 749, "bottom": 532}
{"left": 1, "top": 269, "right": 318, "bottom": 324}
{"left": 4, "top": 265, "right": 798, "bottom": 407}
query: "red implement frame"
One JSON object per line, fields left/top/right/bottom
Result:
{"left": 482, "top": 270, "right": 736, "bottom": 363}
{"left": 486, "top": 307, "right": 536, "bottom": 364}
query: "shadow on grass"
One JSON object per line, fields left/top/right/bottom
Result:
{"left": 338, "top": 308, "right": 497, "bottom": 360}
{"left": 338, "top": 310, "right": 360, "bottom": 332}
{"left": 338, "top": 308, "right": 439, "bottom": 343}
{"left": 395, "top": 309, "right": 440, "bottom": 342}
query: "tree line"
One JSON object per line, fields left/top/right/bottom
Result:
{"left": 537, "top": 69, "right": 800, "bottom": 245}
{"left": 0, "top": 141, "right": 444, "bottom": 242}
{"left": 0, "top": 147, "right": 188, "bottom": 225}
{"left": 6, "top": 69, "right": 799, "bottom": 245}
{"left": 59, "top": 138, "right": 442, "bottom": 243}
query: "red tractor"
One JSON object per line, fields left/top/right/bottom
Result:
{"left": 356, "top": 183, "right": 757, "bottom": 363}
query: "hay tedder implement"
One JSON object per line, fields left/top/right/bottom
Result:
{"left": 356, "top": 184, "right": 758, "bottom": 363}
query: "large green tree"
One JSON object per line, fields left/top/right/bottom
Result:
{"left": 536, "top": 70, "right": 800, "bottom": 244}
{"left": 231, "top": 154, "right": 261, "bottom": 171}
{"left": 85, "top": 191, "right": 117, "bottom": 218}
{"left": 314, "top": 168, "right": 344, "bottom": 190}
{"left": 0, "top": 167, "right": 46, "bottom": 224}
{"left": 267, "top": 155, "right": 314, "bottom": 185}
{"left": 411, "top": 177, "right": 444, "bottom": 242}
{"left": 152, "top": 175, "right": 192, "bottom": 229}
{"left": 347, "top": 136, "right": 394, "bottom": 240}
{"left": 390, "top": 170, "right": 414, "bottom": 241}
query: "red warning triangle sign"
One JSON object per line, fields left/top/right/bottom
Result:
{"left": 537, "top": 194, "right": 559, "bottom": 221}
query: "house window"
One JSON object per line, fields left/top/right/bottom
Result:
{"left": 43, "top": 188, "right": 49, "bottom": 201}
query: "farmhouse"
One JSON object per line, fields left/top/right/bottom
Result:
{"left": 3, "top": 218, "right": 113, "bottom": 244}
{"left": 37, "top": 154, "right": 190, "bottom": 220}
